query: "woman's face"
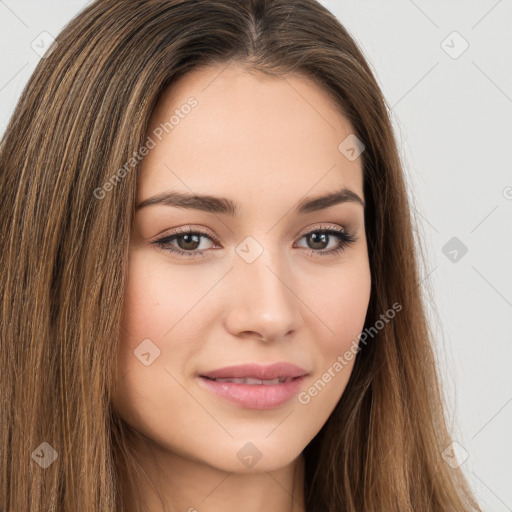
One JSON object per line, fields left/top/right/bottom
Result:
{"left": 112, "top": 63, "right": 371, "bottom": 474}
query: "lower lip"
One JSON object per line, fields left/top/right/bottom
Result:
{"left": 197, "top": 375, "right": 307, "bottom": 409}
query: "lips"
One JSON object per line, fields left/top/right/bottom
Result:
{"left": 199, "top": 362, "right": 308, "bottom": 381}
{"left": 208, "top": 376, "right": 290, "bottom": 385}
{"left": 197, "top": 362, "right": 309, "bottom": 409}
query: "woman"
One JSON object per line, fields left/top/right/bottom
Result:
{"left": 0, "top": 0, "right": 482, "bottom": 510}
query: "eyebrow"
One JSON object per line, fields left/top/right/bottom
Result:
{"left": 136, "top": 186, "right": 365, "bottom": 215}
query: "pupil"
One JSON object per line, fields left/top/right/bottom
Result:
{"left": 179, "top": 234, "right": 200, "bottom": 250}
{"left": 309, "top": 232, "right": 328, "bottom": 250}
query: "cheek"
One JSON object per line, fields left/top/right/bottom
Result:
{"left": 113, "top": 248, "right": 220, "bottom": 417}
{"left": 119, "top": 249, "right": 207, "bottom": 342}
{"left": 112, "top": 265, "right": 196, "bottom": 437}
{"left": 309, "top": 259, "right": 371, "bottom": 347}
{"left": 300, "top": 260, "right": 371, "bottom": 399}
{"left": 113, "top": 253, "right": 175, "bottom": 417}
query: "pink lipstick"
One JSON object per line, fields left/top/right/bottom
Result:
{"left": 197, "top": 362, "right": 308, "bottom": 409}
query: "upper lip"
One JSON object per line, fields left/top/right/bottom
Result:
{"left": 199, "top": 362, "right": 308, "bottom": 380}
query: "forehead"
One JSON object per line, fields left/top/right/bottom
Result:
{"left": 139, "top": 63, "right": 364, "bottom": 207}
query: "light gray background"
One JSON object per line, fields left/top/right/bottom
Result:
{"left": 1, "top": 1, "right": 511, "bottom": 510}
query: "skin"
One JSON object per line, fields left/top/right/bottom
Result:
{"left": 111, "top": 62, "right": 371, "bottom": 512}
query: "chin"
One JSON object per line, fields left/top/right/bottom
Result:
{"left": 194, "top": 436, "right": 305, "bottom": 474}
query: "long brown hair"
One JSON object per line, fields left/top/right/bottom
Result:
{"left": 0, "top": 0, "right": 481, "bottom": 510}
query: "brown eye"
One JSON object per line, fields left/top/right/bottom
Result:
{"left": 175, "top": 233, "right": 201, "bottom": 251}
{"left": 152, "top": 225, "right": 357, "bottom": 259}
{"left": 152, "top": 227, "right": 218, "bottom": 258}
{"left": 305, "top": 232, "right": 330, "bottom": 250}
{"left": 295, "top": 227, "right": 357, "bottom": 257}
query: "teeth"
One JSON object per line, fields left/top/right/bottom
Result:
{"left": 212, "top": 376, "right": 289, "bottom": 385}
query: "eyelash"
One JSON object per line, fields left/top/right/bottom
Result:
{"left": 151, "top": 225, "right": 357, "bottom": 259}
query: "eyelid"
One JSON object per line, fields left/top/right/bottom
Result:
{"left": 149, "top": 225, "right": 220, "bottom": 244}
{"left": 152, "top": 222, "right": 348, "bottom": 244}
{"left": 151, "top": 222, "right": 357, "bottom": 258}
{"left": 296, "top": 222, "right": 346, "bottom": 237}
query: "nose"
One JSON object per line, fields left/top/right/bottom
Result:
{"left": 223, "top": 241, "right": 303, "bottom": 343}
